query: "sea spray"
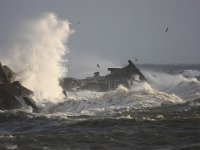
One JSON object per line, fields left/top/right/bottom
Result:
{"left": 143, "top": 70, "right": 200, "bottom": 100}
{"left": 183, "top": 69, "right": 200, "bottom": 77}
{"left": 144, "top": 70, "right": 198, "bottom": 91}
{"left": 0, "top": 13, "right": 72, "bottom": 100}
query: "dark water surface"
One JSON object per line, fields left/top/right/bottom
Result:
{"left": 1, "top": 64, "right": 200, "bottom": 150}
{"left": 0, "top": 101, "right": 199, "bottom": 150}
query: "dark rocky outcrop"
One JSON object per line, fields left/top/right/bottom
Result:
{"left": 61, "top": 60, "right": 147, "bottom": 92}
{"left": 0, "top": 62, "right": 38, "bottom": 112}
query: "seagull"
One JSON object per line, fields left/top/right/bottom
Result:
{"left": 166, "top": 27, "right": 168, "bottom": 33}
{"left": 97, "top": 64, "right": 100, "bottom": 68}
{"left": 77, "top": 20, "right": 82, "bottom": 24}
{"left": 134, "top": 58, "right": 138, "bottom": 62}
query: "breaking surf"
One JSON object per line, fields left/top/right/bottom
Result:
{"left": 0, "top": 13, "right": 200, "bottom": 149}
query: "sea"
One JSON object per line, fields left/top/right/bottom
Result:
{"left": 0, "top": 64, "right": 200, "bottom": 150}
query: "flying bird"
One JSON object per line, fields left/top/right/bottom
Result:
{"left": 166, "top": 27, "right": 168, "bottom": 33}
{"left": 134, "top": 58, "right": 138, "bottom": 62}
{"left": 97, "top": 64, "right": 100, "bottom": 68}
{"left": 77, "top": 20, "right": 82, "bottom": 24}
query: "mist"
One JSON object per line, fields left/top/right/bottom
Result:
{"left": 0, "top": 13, "right": 72, "bottom": 100}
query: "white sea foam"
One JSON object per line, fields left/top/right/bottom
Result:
{"left": 48, "top": 82, "right": 183, "bottom": 116}
{"left": 144, "top": 70, "right": 200, "bottom": 100}
{"left": 183, "top": 69, "right": 200, "bottom": 77}
{"left": 0, "top": 13, "right": 72, "bottom": 101}
{"left": 0, "top": 12, "right": 199, "bottom": 117}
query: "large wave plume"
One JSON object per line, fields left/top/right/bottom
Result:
{"left": 0, "top": 13, "right": 72, "bottom": 100}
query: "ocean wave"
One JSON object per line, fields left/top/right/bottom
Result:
{"left": 183, "top": 69, "right": 200, "bottom": 77}
{"left": 44, "top": 83, "right": 183, "bottom": 117}
{"left": 144, "top": 70, "right": 200, "bottom": 100}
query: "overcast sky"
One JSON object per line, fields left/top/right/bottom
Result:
{"left": 0, "top": 0, "right": 200, "bottom": 77}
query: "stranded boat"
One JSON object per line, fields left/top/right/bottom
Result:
{"left": 61, "top": 60, "right": 147, "bottom": 92}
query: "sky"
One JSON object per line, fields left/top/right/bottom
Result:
{"left": 0, "top": 0, "right": 200, "bottom": 77}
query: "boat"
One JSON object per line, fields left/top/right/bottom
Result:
{"left": 60, "top": 60, "right": 147, "bottom": 92}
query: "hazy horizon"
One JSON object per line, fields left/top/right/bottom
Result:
{"left": 0, "top": 0, "right": 200, "bottom": 77}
